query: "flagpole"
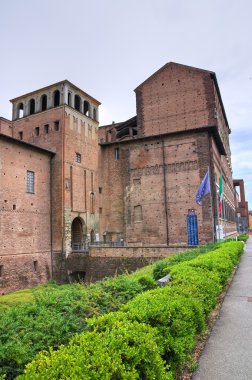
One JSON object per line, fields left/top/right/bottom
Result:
{"left": 208, "top": 166, "right": 215, "bottom": 243}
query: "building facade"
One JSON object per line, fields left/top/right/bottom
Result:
{"left": 233, "top": 179, "right": 249, "bottom": 232}
{"left": 0, "top": 63, "right": 238, "bottom": 292}
{"left": 99, "top": 63, "right": 236, "bottom": 245}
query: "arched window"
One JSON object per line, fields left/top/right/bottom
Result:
{"left": 90, "top": 229, "right": 95, "bottom": 243}
{"left": 29, "top": 99, "right": 35, "bottom": 115}
{"left": 93, "top": 108, "right": 97, "bottom": 121}
{"left": 84, "top": 100, "right": 90, "bottom": 116}
{"left": 74, "top": 95, "right": 81, "bottom": 111}
{"left": 41, "top": 94, "right": 47, "bottom": 111}
{"left": 71, "top": 217, "right": 84, "bottom": 250}
{"left": 17, "top": 103, "right": 24, "bottom": 118}
{"left": 68, "top": 92, "right": 71, "bottom": 106}
{"left": 54, "top": 90, "right": 60, "bottom": 107}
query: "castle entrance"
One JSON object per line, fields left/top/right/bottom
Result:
{"left": 71, "top": 217, "right": 84, "bottom": 250}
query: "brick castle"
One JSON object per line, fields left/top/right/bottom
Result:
{"left": 0, "top": 63, "right": 237, "bottom": 292}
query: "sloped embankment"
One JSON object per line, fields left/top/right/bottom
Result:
{"left": 17, "top": 241, "right": 244, "bottom": 380}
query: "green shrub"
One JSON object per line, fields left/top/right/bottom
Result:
{"left": 237, "top": 233, "right": 249, "bottom": 242}
{"left": 0, "top": 271, "right": 159, "bottom": 378}
{"left": 153, "top": 242, "right": 220, "bottom": 280}
{"left": 18, "top": 320, "right": 168, "bottom": 380}
{"left": 1, "top": 241, "right": 244, "bottom": 379}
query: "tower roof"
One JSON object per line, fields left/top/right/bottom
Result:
{"left": 10, "top": 80, "right": 101, "bottom": 105}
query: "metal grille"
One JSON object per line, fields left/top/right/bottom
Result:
{"left": 27, "top": 171, "right": 34, "bottom": 193}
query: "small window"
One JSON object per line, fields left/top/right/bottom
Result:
{"left": 17, "top": 103, "right": 24, "bottom": 118}
{"left": 68, "top": 92, "right": 72, "bottom": 106}
{"left": 84, "top": 100, "right": 90, "bottom": 116}
{"left": 33, "top": 260, "right": 38, "bottom": 272}
{"left": 76, "top": 153, "right": 81, "bottom": 163}
{"left": 44, "top": 124, "right": 49, "bottom": 133}
{"left": 29, "top": 99, "right": 35, "bottom": 115}
{"left": 13, "top": 204, "right": 16, "bottom": 210}
{"left": 54, "top": 121, "right": 59, "bottom": 131}
{"left": 74, "top": 95, "right": 81, "bottom": 111}
{"left": 35, "top": 127, "right": 40, "bottom": 136}
{"left": 99, "top": 207, "right": 102, "bottom": 214}
{"left": 19, "top": 131, "right": 23, "bottom": 140}
{"left": 54, "top": 90, "right": 60, "bottom": 107}
{"left": 99, "top": 187, "right": 102, "bottom": 194}
{"left": 115, "top": 147, "right": 120, "bottom": 160}
{"left": 41, "top": 94, "right": 47, "bottom": 111}
{"left": 27, "top": 171, "right": 35, "bottom": 193}
{"left": 0, "top": 265, "right": 3, "bottom": 277}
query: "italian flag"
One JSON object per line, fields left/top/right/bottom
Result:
{"left": 218, "top": 172, "right": 223, "bottom": 217}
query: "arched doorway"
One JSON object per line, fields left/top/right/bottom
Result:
{"left": 71, "top": 217, "right": 84, "bottom": 250}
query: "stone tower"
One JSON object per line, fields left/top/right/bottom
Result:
{"left": 11, "top": 80, "right": 101, "bottom": 279}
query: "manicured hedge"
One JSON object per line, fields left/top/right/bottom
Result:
{"left": 0, "top": 274, "right": 155, "bottom": 379}
{"left": 237, "top": 233, "right": 249, "bottom": 242}
{"left": 153, "top": 242, "right": 220, "bottom": 280}
{"left": 18, "top": 242, "right": 244, "bottom": 380}
{"left": 0, "top": 243, "right": 219, "bottom": 379}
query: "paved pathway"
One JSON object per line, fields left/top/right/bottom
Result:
{"left": 193, "top": 237, "right": 252, "bottom": 380}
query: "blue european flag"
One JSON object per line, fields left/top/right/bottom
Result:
{"left": 196, "top": 171, "right": 210, "bottom": 204}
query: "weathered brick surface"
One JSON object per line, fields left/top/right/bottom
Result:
{"left": 89, "top": 245, "right": 190, "bottom": 257}
{"left": 135, "top": 63, "right": 215, "bottom": 138}
{"left": 0, "top": 65, "right": 238, "bottom": 291}
{"left": 66, "top": 254, "right": 156, "bottom": 282}
{"left": 0, "top": 117, "right": 12, "bottom": 136}
{"left": 99, "top": 63, "right": 237, "bottom": 245}
{"left": 99, "top": 131, "right": 214, "bottom": 245}
{"left": 12, "top": 107, "right": 64, "bottom": 252}
{"left": 0, "top": 137, "right": 52, "bottom": 293}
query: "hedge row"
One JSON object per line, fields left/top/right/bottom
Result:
{"left": 225, "top": 233, "right": 249, "bottom": 243}
{"left": 0, "top": 243, "right": 216, "bottom": 379}
{"left": 237, "top": 233, "right": 249, "bottom": 242}
{"left": 18, "top": 241, "right": 244, "bottom": 380}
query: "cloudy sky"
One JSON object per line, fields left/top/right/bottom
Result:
{"left": 1, "top": 0, "right": 251, "bottom": 207}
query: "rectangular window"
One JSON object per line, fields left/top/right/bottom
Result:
{"left": 99, "top": 187, "right": 102, "bottom": 194}
{"left": 0, "top": 265, "right": 3, "bottom": 277}
{"left": 33, "top": 260, "right": 38, "bottom": 272}
{"left": 99, "top": 207, "right": 102, "bottom": 214}
{"left": 76, "top": 153, "right": 81, "bottom": 163}
{"left": 115, "top": 147, "right": 120, "bottom": 160}
{"left": 44, "top": 124, "right": 49, "bottom": 133}
{"left": 26, "top": 171, "right": 35, "bottom": 193}
{"left": 19, "top": 131, "right": 23, "bottom": 140}
{"left": 35, "top": 127, "right": 40, "bottom": 136}
{"left": 54, "top": 121, "right": 60, "bottom": 131}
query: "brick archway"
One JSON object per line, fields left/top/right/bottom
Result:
{"left": 71, "top": 217, "right": 84, "bottom": 249}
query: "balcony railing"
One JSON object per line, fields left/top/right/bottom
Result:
{"left": 71, "top": 243, "right": 89, "bottom": 252}
{"left": 71, "top": 240, "right": 126, "bottom": 252}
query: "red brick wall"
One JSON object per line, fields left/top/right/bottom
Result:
{"left": 0, "top": 118, "right": 12, "bottom": 136}
{"left": 0, "top": 138, "right": 52, "bottom": 293}
{"left": 135, "top": 63, "right": 216, "bottom": 138}
{"left": 99, "top": 130, "right": 214, "bottom": 246}
{"left": 12, "top": 107, "right": 64, "bottom": 251}
{"left": 63, "top": 107, "right": 99, "bottom": 252}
